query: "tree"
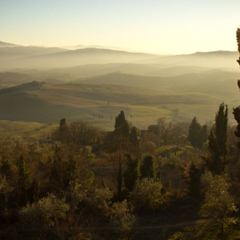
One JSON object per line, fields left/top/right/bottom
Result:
{"left": 200, "top": 171, "right": 237, "bottom": 235}
{"left": 52, "top": 120, "right": 102, "bottom": 146}
{"left": 104, "top": 111, "right": 141, "bottom": 200}
{"left": 124, "top": 154, "right": 140, "bottom": 192}
{"left": 130, "top": 126, "right": 140, "bottom": 147}
{"left": 67, "top": 121, "right": 102, "bottom": 145}
{"left": 59, "top": 118, "right": 66, "bottom": 128}
{"left": 188, "top": 163, "right": 202, "bottom": 199}
{"left": 140, "top": 155, "right": 156, "bottom": 179}
{"left": 157, "top": 118, "right": 171, "bottom": 144}
{"left": 114, "top": 110, "right": 131, "bottom": 137}
{"left": 19, "top": 194, "right": 69, "bottom": 240}
{"left": 233, "top": 28, "right": 240, "bottom": 148}
{"left": 199, "top": 124, "right": 208, "bottom": 148}
{"left": 110, "top": 200, "right": 136, "bottom": 240}
{"left": 17, "top": 155, "right": 37, "bottom": 207}
{"left": 49, "top": 145, "right": 93, "bottom": 195}
{"left": 131, "top": 178, "right": 167, "bottom": 213}
{"left": 205, "top": 103, "right": 228, "bottom": 175}
{"left": 188, "top": 117, "right": 207, "bottom": 148}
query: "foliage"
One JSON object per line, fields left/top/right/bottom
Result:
{"left": 130, "top": 126, "right": 141, "bottom": 147}
{"left": 49, "top": 144, "right": 95, "bottom": 196}
{"left": 187, "top": 162, "right": 202, "bottom": 199}
{"left": 110, "top": 200, "right": 136, "bottom": 240}
{"left": 1, "top": 103, "right": 240, "bottom": 240}
{"left": 200, "top": 171, "right": 237, "bottom": 234}
{"left": 140, "top": 155, "right": 156, "bottom": 179}
{"left": 233, "top": 28, "right": 240, "bottom": 149}
{"left": 52, "top": 120, "right": 103, "bottom": 146}
{"left": 130, "top": 178, "right": 167, "bottom": 213}
{"left": 205, "top": 103, "right": 228, "bottom": 175}
{"left": 17, "top": 155, "right": 38, "bottom": 207}
{"left": 237, "top": 28, "right": 240, "bottom": 55}
{"left": 70, "top": 184, "right": 113, "bottom": 216}
{"left": 19, "top": 194, "right": 69, "bottom": 240}
{"left": 114, "top": 111, "right": 131, "bottom": 137}
{"left": 124, "top": 154, "right": 140, "bottom": 192}
{"left": 188, "top": 117, "right": 207, "bottom": 149}
{"left": 159, "top": 154, "right": 189, "bottom": 196}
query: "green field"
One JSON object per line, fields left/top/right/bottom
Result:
{"left": 0, "top": 120, "right": 57, "bottom": 138}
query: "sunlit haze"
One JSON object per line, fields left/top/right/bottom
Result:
{"left": 0, "top": 0, "right": 240, "bottom": 54}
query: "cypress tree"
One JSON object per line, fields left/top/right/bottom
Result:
{"left": 140, "top": 155, "right": 156, "bottom": 179}
{"left": 130, "top": 126, "right": 140, "bottom": 147}
{"left": 188, "top": 117, "right": 207, "bottom": 149}
{"left": 114, "top": 111, "right": 130, "bottom": 137}
{"left": 233, "top": 28, "right": 240, "bottom": 148}
{"left": 124, "top": 154, "right": 140, "bottom": 191}
{"left": 206, "top": 103, "right": 228, "bottom": 174}
{"left": 17, "top": 155, "right": 32, "bottom": 206}
{"left": 188, "top": 117, "right": 201, "bottom": 147}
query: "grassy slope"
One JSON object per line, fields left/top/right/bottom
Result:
{"left": 0, "top": 78, "right": 235, "bottom": 136}
{"left": 0, "top": 120, "right": 57, "bottom": 138}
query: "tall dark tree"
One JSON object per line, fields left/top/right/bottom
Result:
{"left": 233, "top": 28, "right": 240, "bottom": 148}
{"left": 188, "top": 117, "right": 207, "bottom": 149}
{"left": 59, "top": 118, "right": 66, "bottom": 128}
{"left": 49, "top": 145, "right": 81, "bottom": 196}
{"left": 124, "top": 154, "right": 140, "bottom": 192}
{"left": 114, "top": 111, "right": 130, "bottom": 137}
{"left": 188, "top": 117, "right": 201, "bottom": 147}
{"left": 140, "top": 155, "right": 156, "bottom": 179}
{"left": 199, "top": 124, "right": 208, "bottom": 147}
{"left": 17, "top": 155, "right": 37, "bottom": 206}
{"left": 130, "top": 126, "right": 140, "bottom": 147}
{"left": 206, "top": 103, "right": 228, "bottom": 175}
{"left": 188, "top": 163, "right": 202, "bottom": 199}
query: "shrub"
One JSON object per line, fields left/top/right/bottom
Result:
{"left": 19, "top": 194, "right": 69, "bottom": 240}
{"left": 110, "top": 200, "right": 136, "bottom": 240}
{"left": 130, "top": 178, "right": 167, "bottom": 213}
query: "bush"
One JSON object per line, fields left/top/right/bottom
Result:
{"left": 130, "top": 178, "right": 167, "bottom": 213}
{"left": 110, "top": 200, "right": 136, "bottom": 240}
{"left": 19, "top": 194, "right": 69, "bottom": 240}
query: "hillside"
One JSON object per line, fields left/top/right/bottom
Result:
{"left": 141, "top": 51, "right": 239, "bottom": 69}
{"left": 15, "top": 63, "right": 212, "bottom": 82}
{"left": 76, "top": 70, "right": 239, "bottom": 98}
{"left": 0, "top": 72, "right": 35, "bottom": 88}
{"left": 19, "top": 48, "right": 157, "bottom": 68}
{"left": 0, "top": 46, "right": 157, "bottom": 69}
{"left": 0, "top": 80, "right": 237, "bottom": 130}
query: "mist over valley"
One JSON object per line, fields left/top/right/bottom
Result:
{"left": 0, "top": 41, "right": 239, "bottom": 133}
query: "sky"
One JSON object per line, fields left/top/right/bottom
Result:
{"left": 0, "top": 0, "right": 240, "bottom": 54}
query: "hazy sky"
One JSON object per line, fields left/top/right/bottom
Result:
{"left": 1, "top": 0, "right": 240, "bottom": 54}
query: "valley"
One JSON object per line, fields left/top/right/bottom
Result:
{"left": 0, "top": 41, "right": 239, "bottom": 136}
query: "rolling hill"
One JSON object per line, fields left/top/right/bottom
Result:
{"left": 0, "top": 40, "right": 240, "bottom": 132}
{"left": 140, "top": 51, "right": 239, "bottom": 69}
{"left": 0, "top": 80, "right": 237, "bottom": 130}
{"left": 0, "top": 44, "right": 158, "bottom": 69}
{"left": 75, "top": 70, "right": 239, "bottom": 98}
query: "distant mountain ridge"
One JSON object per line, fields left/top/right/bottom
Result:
{"left": 0, "top": 40, "right": 238, "bottom": 69}
{"left": 0, "top": 41, "right": 20, "bottom": 48}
